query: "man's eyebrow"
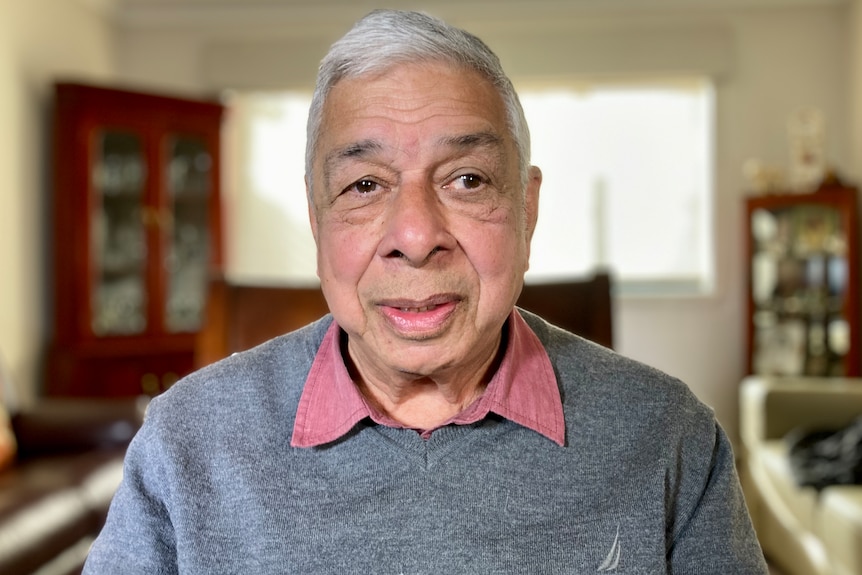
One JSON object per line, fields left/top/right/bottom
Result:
{"left": 322, "top": 139, "right": 384, "bottom": 187}
{"left": 327, "top": 139, "right": 384, "bottom": 163}
{"left": 438, "top": 131, "right": 505, "bottom": 152}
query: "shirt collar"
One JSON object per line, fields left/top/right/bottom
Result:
{"left": 290, "top": 309, "right": 565, "bottom": 448}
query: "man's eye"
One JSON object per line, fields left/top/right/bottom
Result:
{"left": 455, "top": 174, "right": 485, "bottom": 190}
{"left": 348, "top": 179, "right": 379, "bottom": 194}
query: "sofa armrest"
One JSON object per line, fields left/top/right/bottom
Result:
{"left": 11, "top": 397, "right": 147, "bottom": 459}
{"left": 741, "top": 375, "right": 862, "bottom": 451}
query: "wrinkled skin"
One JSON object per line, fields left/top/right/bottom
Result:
{"left": 307, "top": 61, "right": 542, "bottom": 426}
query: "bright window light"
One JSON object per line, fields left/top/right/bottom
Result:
{"left": 225, "top": 78, "right": 715, "bottom": 295}
{"left": 519, "top": 79, "right": 715, "bottom": 295}
{"left": 225, "top": 91, "right": 318, "bottom": 284}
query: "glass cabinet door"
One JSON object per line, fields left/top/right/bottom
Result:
{"left": 164, "top": 135, "right": 212, "bottom": 333}
{"left": 750, "top": 203, "right": 851, "bottom": 376}
{"left": 49, "top": 82, "right": 225, "bottom": 398}
{"left": 90, "top": 131, "right": 148, "bottom": 336}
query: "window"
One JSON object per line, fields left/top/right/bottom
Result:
{"left": 225, "top": 91, "right": 318, "bottom": 284}
{"left": 519, "top": 79, "right": 715, "bottom": 294}
{"left": 225, "top": 78, "right": 715, "bottom": 295}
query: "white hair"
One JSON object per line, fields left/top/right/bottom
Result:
{"left": 305, "top": 9, "right": 531, "bottom": 195}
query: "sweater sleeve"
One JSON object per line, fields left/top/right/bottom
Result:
{"left": 83, "top": 399, "right": 179, "bottom": 575}
{"left": 667, "top": 420, "right": 768, "bottom": 574}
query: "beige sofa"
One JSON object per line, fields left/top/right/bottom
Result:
{"left": 739, "top": 375, "right": 862, "bottom": 575}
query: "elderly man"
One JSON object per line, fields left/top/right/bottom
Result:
{"left": 85, "top": 9, "right": 767, "bottom": 574}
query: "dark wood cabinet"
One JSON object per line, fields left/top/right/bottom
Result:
{"left": 47, "top": 82, "right": 225, "bottom": 397}
{"left": 744, "top": 182, "right": 859, "bottom": 377}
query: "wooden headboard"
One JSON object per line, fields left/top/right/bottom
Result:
{"left": 195, "top": 272, "right": 613, "bottom": 368}
{"left": 194, "top": 279, "right": 330, "bottom": 368}
{"left": 516, "top": 273, "right": 613, "bottom": 350}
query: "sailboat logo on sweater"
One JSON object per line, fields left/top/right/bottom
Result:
{"left": 597, "top": 525, "right": 621, "bottom": 571}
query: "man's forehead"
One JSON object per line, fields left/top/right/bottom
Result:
{"left": 317, "top": 69, "right": 509, "bottom": 161}
{"left": 325, "top": 131, "right": 505, "bottom": 162}
{"left": 323, "top": 60, "right": 504, "bottom": 116}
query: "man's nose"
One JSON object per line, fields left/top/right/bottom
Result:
{"left": 378, "top": 179, "right": 453, "bottom": 265}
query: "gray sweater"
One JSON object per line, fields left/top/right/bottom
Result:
{"left": 84, "top": 312, "right": 767, "bottom": 574}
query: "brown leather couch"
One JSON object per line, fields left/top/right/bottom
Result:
{"left": 0, "top": 397, "right": 146, "bottom": 575}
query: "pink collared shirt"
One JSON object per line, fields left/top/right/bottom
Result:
{"left": 291, "top": 309, "right": 565, "bottom": 447}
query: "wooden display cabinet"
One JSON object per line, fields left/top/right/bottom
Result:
{"left": 47, "top": 82, "right": 224, "bottom": 397}
{"left": 744, "top": 182, "right": 859, "bottom": 377}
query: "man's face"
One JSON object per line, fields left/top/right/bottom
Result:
{"left": 308, "top": 61, "right": 540, "bottom": 384}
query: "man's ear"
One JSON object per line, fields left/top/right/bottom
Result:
{"left": 306, "top": 175, "right": 319, "bottom": 244}
{"left": 525, "top": 165, "right": 542, "bottom": 244}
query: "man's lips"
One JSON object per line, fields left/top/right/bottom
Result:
{"left": 376, "top": 295, "right": 462, "bottom": 334}
{"left": 378, "top": 294, "right": 462, "bottom": 311}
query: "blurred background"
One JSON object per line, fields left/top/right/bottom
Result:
{"left": 1, "top": 0, "right": 861, "bottom": 450}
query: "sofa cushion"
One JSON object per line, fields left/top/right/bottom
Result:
{"left": 817, "top": 486, "right": 862, "bottom": 575}
{"left": 0, "top": 449, "right": 124, "bottom": 575}
{"left": 757, "top": 440, "right": 821, "bottom": 531}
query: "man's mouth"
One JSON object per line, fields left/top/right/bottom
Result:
{"left": 398, "top": 304, "right": 439, "bottom": 313}
{"left": 377, "top": 296, "right": 462, "bottom": 336}
{"left": 382, "top": 293, "right": 461, "bottom": 311}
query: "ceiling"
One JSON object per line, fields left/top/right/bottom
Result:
{"left": 77, "top": 0, "right": 849, "bottom": 39}
{"left": 104, "top": 0, "right": 850, "bottom": 28}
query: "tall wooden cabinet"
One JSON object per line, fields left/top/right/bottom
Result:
{"left": 744, "top": 181, "right": 859, "bottom": 377}
{"left": 47, "top": 83, "right": 225, "bottom": 397}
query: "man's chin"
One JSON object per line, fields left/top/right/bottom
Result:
{"left": 384, "top": 348, "right": 457, "bottom": 378}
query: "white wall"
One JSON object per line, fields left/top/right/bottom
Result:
{"left": 112, "top": 1, "right": 856, "bottom": 445}
{"left": 0, "top": 0, "right": 115, "bottom": 405}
